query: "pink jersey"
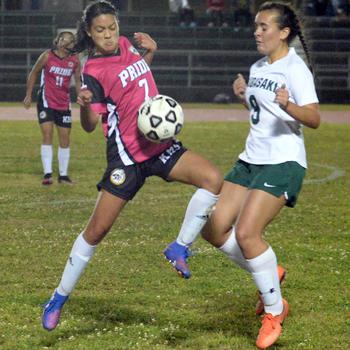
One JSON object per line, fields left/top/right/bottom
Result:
{"left": 82, "top": 36, "right": 171, "bottom": 165}
{"left": 40, "top": 50, "right": 79, "bottom": 110}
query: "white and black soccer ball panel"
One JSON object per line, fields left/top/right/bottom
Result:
{"left": 137, "top": 94, "right": 184, "bottom": 143}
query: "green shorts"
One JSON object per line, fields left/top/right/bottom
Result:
{"left": 224, "top": 159, "right": 306, "bottom": 207}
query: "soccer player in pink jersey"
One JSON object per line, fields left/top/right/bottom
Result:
{"left": 23, "top": 31, "right": 81, "bottom": 185}
{"left": 41, "top": 0, "right": 223, "bottom": 331}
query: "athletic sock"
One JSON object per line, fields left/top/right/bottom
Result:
{"left": 245, "top": 246, "right": 283, "bottom": 315}
{"left": 41, "top": 144, "right": 53, "bottom": 175}
{"left": 58, "top": 147, "right": 70, "bottom": 176}
{"left": 219, "top": 227, "right": 249, "bottom": 271}
{"left": 57, "top": 232, "right": 97, "bottom": 296}
{"left": 176, "top": 188, "right": 219, "bottom": 246}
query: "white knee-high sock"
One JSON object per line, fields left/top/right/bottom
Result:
{"left": 41, "top": 144, "right": 53, "bottom": 175}
{"left": 219, "top": 227, "right": 249, "bottom": 271}
{"left": 57, "top": 232, "right": 97, "bottom": 296}
{"left": 176, "top": 188, "right": 219, "bottom": 246}
{"left": 58, "top": 147, "right": 70, "bottom": 176}
{"left": 245, "top": 246, "right": 283, "bottom": 315}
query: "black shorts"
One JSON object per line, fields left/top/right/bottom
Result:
{"left": 97, "top": 141, "right": 187, "bottom": 200}
{"left": 37, "top": 92, "right": 72, "bottom": 128}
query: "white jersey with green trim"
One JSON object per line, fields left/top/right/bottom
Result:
{"left": 239, "top": 47, "right": 319, "bottom": 168}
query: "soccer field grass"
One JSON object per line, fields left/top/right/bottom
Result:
{"left": 0, "top": 120, "right": 349, "bottom": 349}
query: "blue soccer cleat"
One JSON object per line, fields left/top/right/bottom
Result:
{"left": 42, "top": 290, "right": 69, "bottom": 331}
{"left": 163, "top": 241, "right": 192, "bottom": 279}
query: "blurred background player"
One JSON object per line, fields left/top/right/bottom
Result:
{"left": 40, "top": 0, "right": 222, "bottom": 331}
{"left": 23, "top": 31, "right": 81, "bottom": 185}
{"left": 231, "top": 0, "right": 252, "bottom": 27}
{"left": 206, "top": 0, "right": 229, "bottom": 27}
{"left": 169, "top": 0, "right": 197, "bottom": 28}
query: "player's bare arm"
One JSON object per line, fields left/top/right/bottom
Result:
{"left": 282, "top": 102, "right": 320, "bottom": 129}
{"left": 133, "top": 32, "right": 157, "bottom": 66}
{"left": 275, "top": 85, "right": 321, "bottom": 129}
{"left": 77, "top": 89, "right": 100, "bottom": 132}
{"left": 74, "top": 61, "right": 82, "bottom": 96}
{"left": 23, "top": 51, "right": 49, "bottom": 109}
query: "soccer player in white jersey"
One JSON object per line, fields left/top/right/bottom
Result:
{"left": 41, "top": 0, "right": 222, "bottom": 332}
{"left": 168, "top": 1, "right": 321, "bottom": 348}
{"left": 204, "top": 2, "right": 320, "bottom": 348}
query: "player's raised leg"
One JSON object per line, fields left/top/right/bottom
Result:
{"left": 163, "top": 150, "right": 222, "bottom": 278}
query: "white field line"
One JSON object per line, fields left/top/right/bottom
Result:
{"left": 304, "top": 163, "right": 346, "bottom": 184}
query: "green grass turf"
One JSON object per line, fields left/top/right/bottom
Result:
{"left": 0, "top": 120, "right": 349, "bottom": 349}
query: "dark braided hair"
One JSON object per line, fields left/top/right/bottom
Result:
{"left": 258, "top": 1, "right": 313, "bottom": 72}
{"left": 74, "top": 0, "right": 118, "bottom": 54}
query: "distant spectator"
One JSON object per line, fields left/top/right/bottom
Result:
{"left": 305, "top": 0, "right": 349, "bottom": 16}
{"left": 329, "top": 0, "right": 349, "bottom": 16}
{"left": 231, "top": 0, "right": 252, "bottom": 26}
{"left": 206, "top": 0, "right": 229, "bottom": 27}
{"left": 5, "top": 0, "right": 22, "bottom": 10}
{"left": 305, "top": 0, "right": 329, "bottom": 15}
{"left": 169, "top": 0, "right": 197, "bottom": 28}
{"left": 31, "top": 0, "right": 40, "bottom": 10}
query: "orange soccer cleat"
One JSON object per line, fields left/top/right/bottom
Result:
{"left": 255, "top": 298, "right": 289, "bottom": 349}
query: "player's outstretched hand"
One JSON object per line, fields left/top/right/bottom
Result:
{"left": 133, "top": 32, "right": 157, "bottom": 52}
{"left": 23, "top": 95, "right": 32, "bottom": 109}
{"left": 233, "top": 73, "right": 247, "bottom": 102}
{"left": 77, "top": 89, "right": 93, "bottom": 107}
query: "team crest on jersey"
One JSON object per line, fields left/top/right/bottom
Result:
{"left": 68, "top": 61, "right": 74, "bottom": 68}
{"left": 39, "top": 111, "right": 47, "bottom": 119}
{"left": 129, "top": 46, "right": 140, "bottom": 56}
{"left": 110, "top": 168, "right": 126, "bottom": 186}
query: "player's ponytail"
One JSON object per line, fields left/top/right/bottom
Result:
{"left": 258, "top": 1, "right": 313, "bottom": 73}
{"left": 74, "top": 0, "right": 118, "bottom": 54}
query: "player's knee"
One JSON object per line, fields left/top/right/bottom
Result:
{"left": 235, "top": 225, "right": 256, "bottom": 250}
{"left": 201, "top": 168, "right": 223, "bottom": 194}
{"left": 201, "top": 220, "right": 229, "bottom": 248}
{"left": 202, "top": 230, "right": 227, "bottom": 248}
{"left": 84, "top": 224, "right": 111, "bottom": 245}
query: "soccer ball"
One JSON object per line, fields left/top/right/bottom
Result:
{"left": 137, "top": 95, "right": 184, "bottom": 143}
